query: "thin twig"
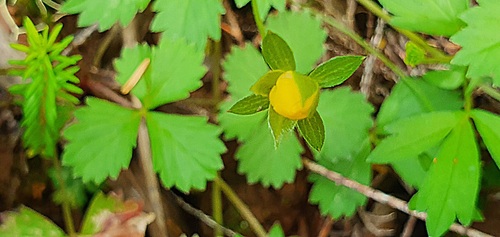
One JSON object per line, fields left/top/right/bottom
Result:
{"left": 318, "top": 217, "right": 334, "bottom": 237}
{"left": 222, "top": 0, "right": 244, "bottom": 46}
{"left": 62, "top": 24, "right": 99, "bottom": 56}
{"left": 170, "top": 191, "right": 239, "bottom": 237}
{"left": 479, "top": 85, "right": 500, "bottom": 102}
{"left": 401, "top": 216, "right": 418, "bottom": 237}
{"left": 303, "top": 159, "right": 494, "bottom": 237}
{"left": 360, "top": 13, "right": 386, "bottom": 97}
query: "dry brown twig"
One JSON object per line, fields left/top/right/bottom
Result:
{"left": 303, "top": 159, "right": 494, "bottom": 237}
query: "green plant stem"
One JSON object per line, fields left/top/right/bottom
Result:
{"left": 318, "top": 12, "right": 406, "bottom": 78}
{"left": 210, "top": 39, "right": 223, "bottom": 106}
{"left": 51, "top": 153, "right": 76, "bottom": 237}
{"left": 212, "top": 174, "right": 223, "bottom": 237}
{"left": 480, "top": 85, "right": 500, "bottom": 102}
{"left": 355, "top": 0, "right": 452, "bottom": 63}
{"left": 214, "top": 176, "right": 267, "bottom": 237}
{"left": 251, "top": 0, "right": 266, "bottom": 37}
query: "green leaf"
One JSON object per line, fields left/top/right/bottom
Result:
{"left": 471, "top": 109, "right": 500, "bottom": 167}
{"left": 409, "top": 117, "right": 480, "bottom": 236}
{"left": 115, "top": 38, "right": 206, "bottom": 109}
{"left": 267, "top": 11, "right": 327, "bottom": 74}
{"left": 151, "top": 0, "right": 225, "bottom": 50}
{"left": 309, "top": 139, "right": 371, "bottom": 218}
{"left": 48, "top": 166, "right": 89, "bottom": 208}
{"left": 298, "top": 110, "right": 324, "bottom": 152}
{"left": 316, "top": 87, "right": 374, "bottom": 160}
{"left": 268, "top": 223, "right": 285, "bottom": 237}
{"left": 235, "top": 119, "right": 303, "bottom": 187}
{"left": 404, "top": 41, "right": 426, "bottom": 67}
{"left": 368, "top": 111, "right": 462, "bottom": 163}
{"left": 422, "top": 65, "right": 467, "bottom": 90}
{"left": 61, "top": 0, "right": 150, "bottom": 31}
{"left": 379, "top": 0, "right": 469, "bottom": 36}
{"left": 262, "top": 31, "right": 295, "bottom": 71}
{"left": 376, "top": 78, "right": 463, "bottom": 132}
{"left": 451, "top": 0, "right": 500, "bottom": 86}
{"left": 234, "top": 0, "right": 285, "bottom": 20}
{"left": 80, "top": 192, "right": 125, "bottom": 235}
{"left": 146, "top": 112, "right": 225, "bottom": 192}
{"left": 309, "top": 56, "right": 365, "bottom": 88}
{"left": 251, "top": 70, "right": 284, "bottom": 96}
{"left": 228, "top": 94, "right": 269, "bottom": 115}
{"left": 268, "top": 107, "right": 296, "bottom": 147}
{"left": 391, "top": 154, "right": 431, "bottom": 189}
{"left": 0, "top": 206, "right": 65, "bottom": 237}
{"left": 62, "top": 97, "right": 141, "bottom": 184}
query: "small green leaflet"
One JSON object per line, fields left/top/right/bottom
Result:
{"left": 251, "top": 70, "right": 284, "bottom": 96}
{"left": 409, "top": 115, "right": 480, "bottom": 236}
{"left": 262, "top": 31, "right": 296, "bottom": 71}
{"left": 0, "top": 206, "right": 65, "bottom": 237}
{"left": 115, "top": 37, "right": 206, "bottom": 109}
{"left": 379, "top": 0, "right": 469, "bottom": 36}
{"left": 368, "top": 111, "right": 462, "bottom": 163}
{"left": 376, "top": 77, "right": 462, "bottom": 133}
{"left": 471, "top": 109, "right": 500, "bottom": 167}
{"left": 146, "top": 112, "right": 226, "bottom": 193}
{"left": 151, "top": 0, "right": 225, "bottom": 50}
{"left": 316, "top": 88, "right": 374, "bottom": 160}
{"left": 62, "top": 97, "right": 141, "bottom": 184}
{"left": 451, "top": 0, "right": 500, "bottom": 86}
{"left": 267, "top": 11, "right": 327, "bottom": 74}
{"left": 234, "top": 0, "right": 285, "bottom": 20}
{"left": 61, "top": 0, "right": 150, "bottom": 31}
{"left": 228, "top": 94, "right": 269, "bottom": 115}
{"left": 267, "top": 223, "right": 285, "bottom": 237}
{"left": 309, "top": 139, "right": 371, "bottom": 219}
{"left": 309, "top": 56, "right": 365, "bottom": 88}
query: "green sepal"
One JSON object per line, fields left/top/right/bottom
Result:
{"left": 250, "top": 70, "right": 284, "bottom": 96}
{"left": 262, "top": 31, "right": 295, "bottom": 71}
{"left": 404, "top": 41, "right": 426, "bottom": 67}
{"left": 298, "top": 110, "right": 324, "bottom": 151}
{"left": 268, "top": 106, "right": 296, "bottom": 148}
{"left": 228, "top": 94, "right": 269, "bottom": 115}
{"left": 309, "top": 55, "right": 365, "bottom": 88}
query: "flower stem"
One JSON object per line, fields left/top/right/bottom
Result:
{"left": 480, "top": 85, "right": 500, "bottom": 102}
{"left": 251, "top": 0, "right": 266, "bottom": 37}
{"left": 212, "top": 175, "right": 223, "bottom": 237}
{"left": 51, "top": 153, "right": 76, "bottom": 236}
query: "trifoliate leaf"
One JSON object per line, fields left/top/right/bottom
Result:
{"left": 316, "top": 87, "right": 374, "bottom": 160}
{"left": 234, "top": 0, "right": 286, "bottom": 20}
{"left": 0, "top": 206, "right": 65, "bottom": 237}
{"left": 62, "top": 97, "right": 141, "bottom": 184}
{"left": 146, "top": 112, "right": 225, "bottom": 193}
{"left": 262, "top": 31, "right": 295, "bottom": 71}
{"left": 267, "top": 11, "right": 327, "bottom": 74}
{"left": 268, "top": 107, "right": 296, "bottom": 147}
{"left": 228, "top": 94, "right": 269, "bottom": 115}
{"left": 235, "top": 119, "right": 303, "bottom": 188}
{"left": 376, "top": 78, "right": 462, "bottom": 133}
{"left": 451, "top": 0, "right": 500, "bottom": 86}
{"left": 309, "top": 56, "right": 365, "bottom": 88}
{"left": 471, "top": 109, "right": 500, "bottom": 167}
{"left": 409, "top": 116, "right": 480, "bottom": 236}
{"left": 80, "top": 192, "right": 126, "bottom": 235}
{"left": 151, "top": 0, "right": 225, "bottom": 50}
{"left": 61, "top": 0, "right": 150, "bottom": 31}
{"left": 298, "top": 110, "right": 324, "bottom": 152}
{"left": 267, "top": 223, "right": 285, "bottom": 237}
{"left": 379, "top": 0, "right": 469, "bottom": 36}
{"left": 422, "top": 65, "right": 467, "bottom": 90}
{"left": 309, "top": 140, "right": 371, "bottom": 218}
{"left": 115, "top": 37, "right": 206, "bottom": 109}
{"left": 368, "top": 111, "right": 462, "bottom": 163}
{"left": 251, "top": 70, "right": 284, "bottom": 96}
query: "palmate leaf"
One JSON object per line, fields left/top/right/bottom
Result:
{"left": 0, "top": 206, "right": 65, "bottom": 237}
{"left": 267, "top": 11, "right": 327, "bottom": 74}
{"left": 379, "top": 0, "right": 469, "bottom": 36}
{"left": 62, "top": 97, "right": 141, "bottom": 184}
{"left": 61, "top": 0, "right": 150, "bottom": 31}
{"left": 146, "top": 112, "right": 226, "bottom": 193}
{"left": 451, "top": 0, "right": 500, "bottom": 86}
{"left": 309, "top": 139, "right": 371, "bottom": 218}
{"left": 151, "top": 0, "right": 225, "bottom": 50}
{"left": 115, "top": 37, "right": 206, "bottom": 109}
{"left": 409, "top": 115, "right": 480, "bottom": 236}
{"left": 234, "top": 0, "right": 285, "bottom": 20}
{"left": 471, "top": 109, "right": 500, "bottom": 167}
{"left": 368, "top": 111, "right": 462, "bottom": 163}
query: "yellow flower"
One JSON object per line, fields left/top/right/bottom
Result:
{"left": 269, "top": 71, "right": 319, "bottom": 120}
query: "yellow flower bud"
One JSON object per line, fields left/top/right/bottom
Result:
{"left": 269, "top": 71, "right": 319, "bottom": 120}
